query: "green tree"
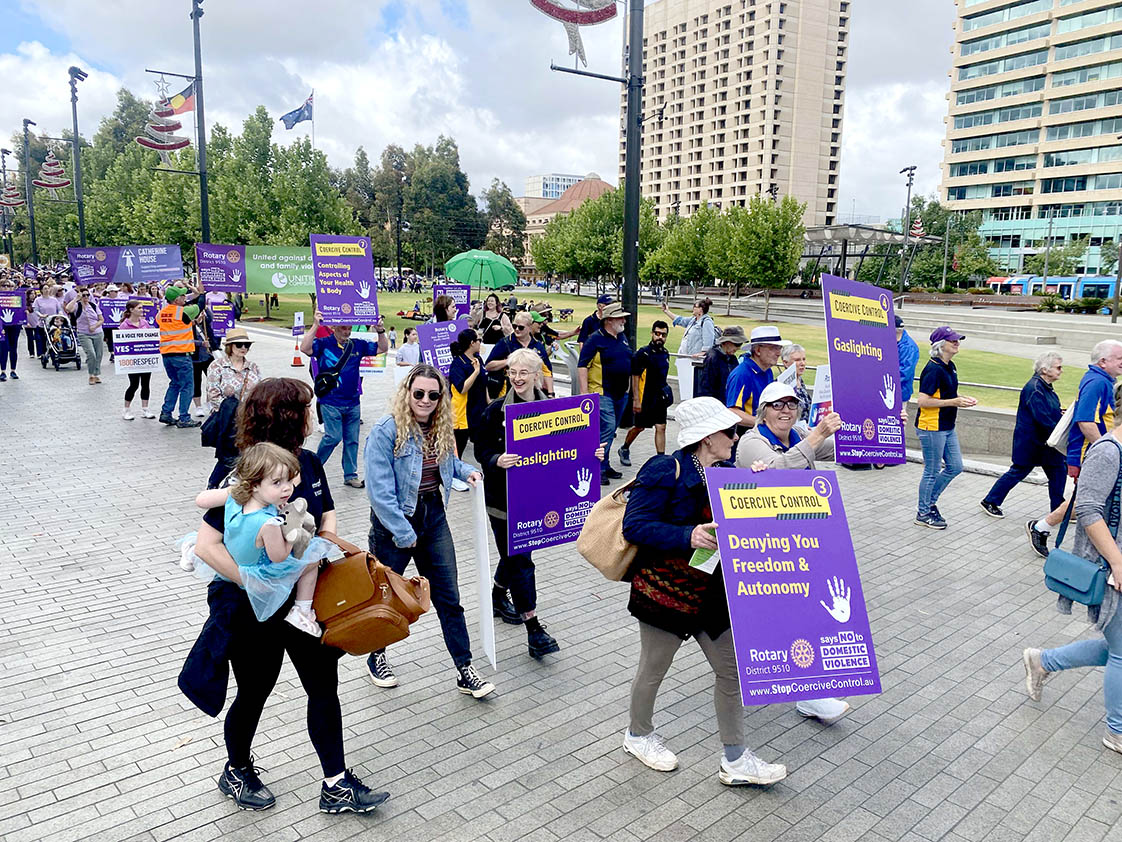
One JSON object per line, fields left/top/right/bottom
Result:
{"left": 641, "top": 204, "right": 716, "bottom": 288}
{"left": 734, "top": 196, "right": 806, "bottom": 319}
{"left": 1101, "top": 239, "right": 1119, "bottom": 276}
{"left": 1024, "top": 236, "right": 1088, "bottom": 277}
{"left": 482, "top": 179, "right": 527, "bottom": 259}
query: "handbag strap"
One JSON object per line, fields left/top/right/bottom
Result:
{"left": 317, "top": 530, "right": 364, "bottom": 557}
{"left": 1056, "top": 437, "right": 1122, "bottom": 549}
{"left": 324, "top": 340, "right": 353, "bottom": 376}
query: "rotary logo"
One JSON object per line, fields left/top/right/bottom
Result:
{"left": 341, "top": 303, "right": 352, "bottom": 314}
{"left": 226, "top": 250, "right": 240, "bottom": 264}
{"left": 94, "top": 250, "right": 107, "bottom": 262}
{"left": 544, "top": 511, "right": 559, "bottom": 529}
{"left": 862, "top": 418, "right": 875, "bottom": 440}
{"left": 790, "top": 638, "right": 815, "bottom": 669}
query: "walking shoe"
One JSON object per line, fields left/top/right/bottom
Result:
{"left": 285, "top": 605, "right": 322, "bottom": 637}
{"left": 795, "top": 697, "right": 851, "bottom": 725}
{"left": 366, "top": 651, "right": 398, "bottom": 688}
{"left": 603, "top": 466, "right": 623, "bottom": 479}
{"left": 1022, "top": 648, "right": 1051, "bottom": 702}
{"left": 217, "top": 761, "right": 276, "bottom": 811}
{"left": 930, "top": 504, "right": 944, "bottom": 522}
{"left": 601, "top": 475, "right": 611, "bottom": 486}
{"left": 142, "top": 409, "right": 156, "bottom": 419}
{"left": 193, "top": 405, "right": 207, "bottom": 417}
{"left": 622, "top": 731, "right": 678, "bottom": 771}
{"left": 319, "top": 769, "right": 389, "bottom": 814}
{"left": 177, "top": 418, "right": 201, "bottom": 428}
{"left": 1103, "top": 730, "right": 1122, "bottom": 755}
{"left": 493, "top": 589, "right": 522, "bottom": 625}
{"left": 527, "top": 624, "right": 560, "bottom": 659}
{"left": 178, "top": 538, "right": 197, "bottom": 572}
{"left": 0, "top": 372, "right": 7, "bottom": 382}
{"left": 718, "top": 750, "right": 787, "bottom": 786}
{"left": 8, "top": 372, "right": 16, "bottom": 380}
{"left": 456, "top": 663, "right": 495, "bottom": 699}
{"left": 914, "top": 512, "right": 946, "bottom": 530}
{"left": 1027, "top": 520, "right": 1049, "bottom": 559}
{"left": 980, "top": 501, "right": 1004, "bottom": 519}
{"left": 618, "top": 446, "right": 632, "bottom": 467}
{"left": 123, "top": 409, "right": 135, "bottom": 421}
{"left": 159, "top": 412, "right": 175, "bottom": 425}
{"left": 451, "top": 477, "right": 469, "bottom": 492}
{"left": 344, "top": 477, "right": 365, "bottom": 489}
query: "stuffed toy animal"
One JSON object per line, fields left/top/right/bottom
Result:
{"left": 280, "top": 498, "right": 316, "bottom": 557}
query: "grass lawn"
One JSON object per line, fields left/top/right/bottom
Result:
{"left": 239, "top": 290, "right": 1070, "bottom": 411}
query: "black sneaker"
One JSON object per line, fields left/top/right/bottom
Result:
{"left": 527, "top": 624, "right": 560, "bottom": 659}
{"left": 366, "top": 650, "right": 399, "bottom": 688}
{"left": 456, "top": 663, "right": 495, "bottom": 699}
{"left": 1027, "top": 520, "right": 1049, "bottom": 559}
{"left": 319, "top": 769, "right": 389, "bottom": 814}
{"left": 159, "top": 412, "right": 175, "bottom": 425}
{"left": 980, "top": 501, "right": 1004, "bottom": 519}
{"left": 493, "top": 589, "right": 523, "bottom": 625}
{"left": 601, "top": 475, "right": 610, "bottom": 486}
{"left": 618, "top": 447, "right": 632, "bottom": 467}
{"left": 930, "top": 504, "right": 943, "bottom": 522}
{"left": 603, "top": 466, "right": 623, "bottom": 479}
{"left": 217, "top": 762, "right": 276, "bottom": 811}
{"left": 177, "top": 418, "right": 202, "bottom": 428}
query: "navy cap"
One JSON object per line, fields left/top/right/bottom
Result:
{"left": 894, "top": 314, "right": 904, "bottom": 328}
{"left": 597, "top": 294, "right": 613, "bottom": 305}
{"left": 929, "top": 325, "right": 965, "bottom": 343}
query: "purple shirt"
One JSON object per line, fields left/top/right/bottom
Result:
{"left": 74, "top": 299, "right": 103, "bottom": 335}
{"left": 35, "top": 296, "right": 64, "bottom": 317}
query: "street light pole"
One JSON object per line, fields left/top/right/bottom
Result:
{"left": 190, "top": 0, "right": 211, "bottom": 242}
{"left": 1112, "top": 239, "right": 1121, "bottom": 324}
{"left": 940, "top": 215, "right": 951, "bottom": 290}
{"left": 619, "top": 0, "right": 643, "bottom": 348}
{"left": 1041, "top": 209, "right": 1054, "bottom": 288}
{"left": 68, "top": 66, "right": 87, "bottom": 247}
{"left": 898, "top": 165, "right": 916, "bottom": 300}
{"left": 22, "top": 119, "right": 38, "bottom": 264}
{"left": 0, "top": 149, "right": 11, "bottom": 263}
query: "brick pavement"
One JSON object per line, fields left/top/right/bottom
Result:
{"left": 3, "top": 326, "right": 1122, "bottom": 842}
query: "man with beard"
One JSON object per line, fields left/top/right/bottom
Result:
{"left": 618, "top": 321, "right": 671, "bottom": 466}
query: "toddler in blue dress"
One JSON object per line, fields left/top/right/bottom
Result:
{"left": 194, "top": 442, "right": 331, "bottom": 636}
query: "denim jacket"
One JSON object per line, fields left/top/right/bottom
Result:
{"left": 364, "top": 413, "right": 476, "bottom": 547}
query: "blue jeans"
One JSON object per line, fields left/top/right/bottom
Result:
{"left": 161, "top": 353, "right": 194, "bottom": 421}
{"left": 318, "top": 402, "right": 361, "bottom": 480}
{"left": 599, "top": 393, "right": 628, "bottom": 473}
{"left": 368, "top": 494, "right": 472, "bottom": 667}
{"left": 1042, "top": 607, "right": 1122, "bottom": 733}
{"left": 917, "top": 428, "right": 963, "bottom": 515}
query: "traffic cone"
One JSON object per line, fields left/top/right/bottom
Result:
{"left": 291, "top": 341, "right": 304, "bottom": 367}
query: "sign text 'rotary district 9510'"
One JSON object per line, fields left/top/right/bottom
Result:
{"left": 310, "top": 234, "right": 379, "bottom": 326}
{"left": 705, "top": 467, "right": 881, "bottom": 706}
{"left": 504, "top": 394, "right": 601, "bottom": 555}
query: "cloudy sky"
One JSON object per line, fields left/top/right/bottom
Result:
{"left": 3, "top": 0, "right": 955, "bottom": 222}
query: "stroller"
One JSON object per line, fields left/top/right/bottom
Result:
{"left": 42, "top": 314, "right": 82, "bottom": 371}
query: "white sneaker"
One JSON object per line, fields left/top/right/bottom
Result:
{"left": 142, "top": 409, "right": 156, "bottom": 419}
{"left": 1023, "top": 648, "right": 1051, "bottom": 702}
{"left": 795, "top": 697, "right": 851, "bottom": 725}
{"left": 178, "top": 540, "right": 197, "bottom": 572}
{"left": 285, "top": 605, "right": 322, "bottom": 637}
{"left": 1104, "top": 730, "right": 1122, "bottom": 754}
{"left": 622, "top": 731, "right": 678, "bottom": 771}
{"left": 451, "top": 478, "right": 469, "bottom": 493}
{"left": 122, "top": 409, "right": 135, "bottom": 421}
{"left": 193, "top": 406, "right": 207, "bottom": 417}
{"left": 719, "top": 750, "right": 787, "bottom": 786}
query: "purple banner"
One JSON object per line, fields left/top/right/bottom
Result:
{"left": 128, "top": 296, "right": 160, "bottom": 325}
{"left": 504, "top": 393, "right": 602, "bottom": 555}
{"left": 23, "top": 262, "right": 37, "bottom": 279}
{"left": 705, "top": 467, "right": 881, "bottom": 706}
{"left": 98, "top": 298, "right": 129, "bottom": 328}
{"left": 210, "top": 302, "right": 235, "bottom": 337}
{"left": 310, "top": 234, "right": 379, "bottom": 326}
{"left": 433, "top": 283, "right": 471, "bottom": 309}
{"left": 196, "top": 243, "right": 247, "bottom": 293}
{"left": 821, "top": 274, "right": 906, "bottom": 464}
{"left": 67, "top": 245, "right": 183, "bottom": 286}
{"left": 0, "top": 289, "right": 28, "bottom": 326}
{"left": 416, "top": 317, "right": 468, "bottom": 377}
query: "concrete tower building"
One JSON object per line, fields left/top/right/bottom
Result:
{"left": 622, "top": 0, "right": 850, "bottom": 226}
{"left": 939, "top": 0, "right": 1122, "bottom": 277}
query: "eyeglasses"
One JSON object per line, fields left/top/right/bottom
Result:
{"left": 768, "top": 399, "right": 800, "bottom": 411}
{"left": 412, "top": 389, "right": 442, "bottom": 402}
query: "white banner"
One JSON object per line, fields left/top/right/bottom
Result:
{"left": 113, "top": 328, "right": 162, "bottom": 376}
{"left": 473, "top": 481, "right": 497, "bottom": 670}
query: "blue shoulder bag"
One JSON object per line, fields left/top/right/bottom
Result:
{"left": 1043, "top": 438, "right": 1122, "bottom": 607}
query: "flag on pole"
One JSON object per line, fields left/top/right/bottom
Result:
{"left": 167, "top": 81, "right": 196, "bottom": 114}
{"left": 279, "top": 93, "right": 314, "bottom": 130}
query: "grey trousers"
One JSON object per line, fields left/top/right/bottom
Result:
{"left": 78, "top": 333, "right": 104, "bottom": 377}
{"left": 629, "top": 621, "right": 744, "bottom": 746}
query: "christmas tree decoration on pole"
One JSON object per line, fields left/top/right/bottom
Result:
{"left": 31, "top": 151, "right": 72, "bottom": 199}
{"left": 0, "top": 182, "right": 25, "bottom": 210}
{"left": 529, "top": 0, "right": 617, "bottom": 67}
{"left": 135, "top": 76, "right": 192, "bottom": 166}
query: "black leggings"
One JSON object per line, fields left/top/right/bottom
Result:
{"left": 193, "top": 358, "right": 212, "bottom": 399}
{"left": 455, "top": 428, "right": 470, "bottom": 459}
{"left": 225, "top": 600, "right": 345, "bottom": 777}
{"left": 125, "top": 372, "right": 151, "bottom": 402}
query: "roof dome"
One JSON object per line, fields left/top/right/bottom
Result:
{"left": 538, "top": 174, "right": 614, "bottom": 215}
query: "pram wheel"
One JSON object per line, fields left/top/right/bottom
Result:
{"left": 74, "top": 359, "right": 82, "bottom": 370}
{"left": 41, "top": 355, "right": 47, "bottom": 369}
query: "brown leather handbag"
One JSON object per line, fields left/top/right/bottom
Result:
{"left": 312, "top": 532, "right": 431, "bottom": 655}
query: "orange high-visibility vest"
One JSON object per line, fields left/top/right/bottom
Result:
{"left": 157, "top": 304, "right": 195, "bottom": 354}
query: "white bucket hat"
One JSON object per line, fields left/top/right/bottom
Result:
{"left": 676, "top": 397, "right": 742, "bottom": 449}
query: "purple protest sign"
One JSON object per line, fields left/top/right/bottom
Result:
{"left": 23, "top": 262, "right": 38, "bottom": 279}
{"left": 128, "top": 296, "right": 160, "bottom": 325}
{"left": 0, "top": 289, "right": 28, "bottom": 326}
{"left": 433, "top": 283, "right": 471, "bottom": 310}
{"left": 112, "top": 328, "right": 162, "bottom": 375}
{"left": 310, "top": 234, "right": 379, "bottom": 326}
{"left": 416, "top": 317, "right": 469, "bottom": 377}
{"left": 67, "top": 245, "right": 183, "bottom": 286}
{"left": 210, "top": 302, "right": 235, "bottom": 337}
{"left": 504, "top": 393, "right": 601, "bottom": 555}
{"left": 98, "top": 298, "right": 129, "bottom": 328}
{"left": 196, "top": 243, "right": 247, "bottom": 293}
{"left": 705, "top": 467, "right": 881, "bottom": 706}
{"left": 821, "top": 274, "right": 906, "bottom": 464}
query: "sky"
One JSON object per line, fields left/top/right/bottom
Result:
{"left": 1, "top": 0, "right": 956, "bottom": 222}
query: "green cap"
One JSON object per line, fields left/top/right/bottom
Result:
{"left": 164, "top": 285, "right": 187, "bottom": 303}
{"left": 529, "top": 310, "right": 546, "bottom": 323}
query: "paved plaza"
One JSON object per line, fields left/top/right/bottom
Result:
{"left": 4, "top": 326, "right": 1122, "bottom": 842}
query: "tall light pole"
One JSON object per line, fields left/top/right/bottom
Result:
{"left": 1041, "top": 208, "right": 1055, "bottom": 288}
{"left": 22, "top": 119, "right": 38, "bottom": 264}
{"left": 898, "top": 165, "right": 917, "bottom": 298}
{"left": 0, "top": 148, "right": 12, "bottom": 263}
{"left": 190, "top": 0, "right": 211, "bottom": 242}
{"left": 68, "top": 66, "right": 87, "bottom": 247}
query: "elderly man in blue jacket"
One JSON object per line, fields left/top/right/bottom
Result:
{"left": 896, "top": 314, "right": 919, "bottom": 406}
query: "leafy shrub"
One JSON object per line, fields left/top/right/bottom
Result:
{"left": 966, "top": 287, "right": 995, "bottom": 295}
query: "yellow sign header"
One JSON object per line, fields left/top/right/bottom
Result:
{"left": 314, "top": 242, "right": 367, "bottom": 257}
{"left": 512, "top": 407, "right": 591, "bottom": 441}
{"left": 828, "top": 293, "right": 889, "bottom": 326}
{"left": 718, "top": 486, "right": 832, "bottom": 519}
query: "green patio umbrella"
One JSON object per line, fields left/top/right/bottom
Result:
{"left": 444, "top": 249, "right": 518, "bottom": 291}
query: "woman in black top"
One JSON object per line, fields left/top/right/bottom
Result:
{"left": 477, "top": 293, "right": 511, "bottom": 345}
{"left": 448, "top": 329, "right": 488, "bottom": 457}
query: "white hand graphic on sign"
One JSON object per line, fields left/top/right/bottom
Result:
{"left": 109, "top": 308, "right": 124, "bottom": 322}
{"left": 819, "top": 576, "right": 852, "bottom": 623}
{"left": 0, "top": 309, "right": 11, "bottom": 323}
{"left": 357, "top": 281, "right": 371, "bottom": 300}
{"left": 879, "top": 373, "right": 896, "bottom": 410}
{"left": 230, "top": 269, "right": 242, "bottom": 285}
{"left": 569, "top": 468, "right": 593, "bottom": 498}
{"left": 97, "top": 265, "right": 107, "bottom": 276}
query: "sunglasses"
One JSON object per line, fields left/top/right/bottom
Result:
{"left": 227, "top": 342, "right": 251, "bottom": 350}
{"left": 718, "top": 425, "right": 739, "bottom": 439}
{"left": 768, "top": 399, "right": 800, "bottom": 411}
{"left": 513, "top": 324, "right": 527, "bottom": 331}
{"left": 412, "top": 389, "right": 442, "bottom": 402}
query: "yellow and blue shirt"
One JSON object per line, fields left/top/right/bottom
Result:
{"left": 578, "top": 329, "right": 633, "bottom": 398}
{"left": 915, "top": 358, "right": 958, "bottom": 432}
{"left": 1068, "top": 365, "right": 1116, "bottom": 467}
{"left": 725, "top": 356, "right": 774, "bottom": 416}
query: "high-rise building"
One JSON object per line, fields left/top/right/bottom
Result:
{"left": 623, "top": 0, "right": 850, "bottom": 226}
{"left": 939, "top": 0, "right": 1122, "bottom": 275}
{"left": 525, "top": 173, "right": 584, "bottom": 200}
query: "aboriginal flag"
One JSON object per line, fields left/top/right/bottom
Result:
{"left": 167, "top": 81, "right": 196, "bottom": 114}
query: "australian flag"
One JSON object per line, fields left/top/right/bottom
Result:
{"left": 279, "top": 93, "right": 313, "bottom": 130}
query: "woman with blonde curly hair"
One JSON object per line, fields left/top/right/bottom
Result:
{"left": 362, "top": 363, "right": 492, "bottom": 697}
